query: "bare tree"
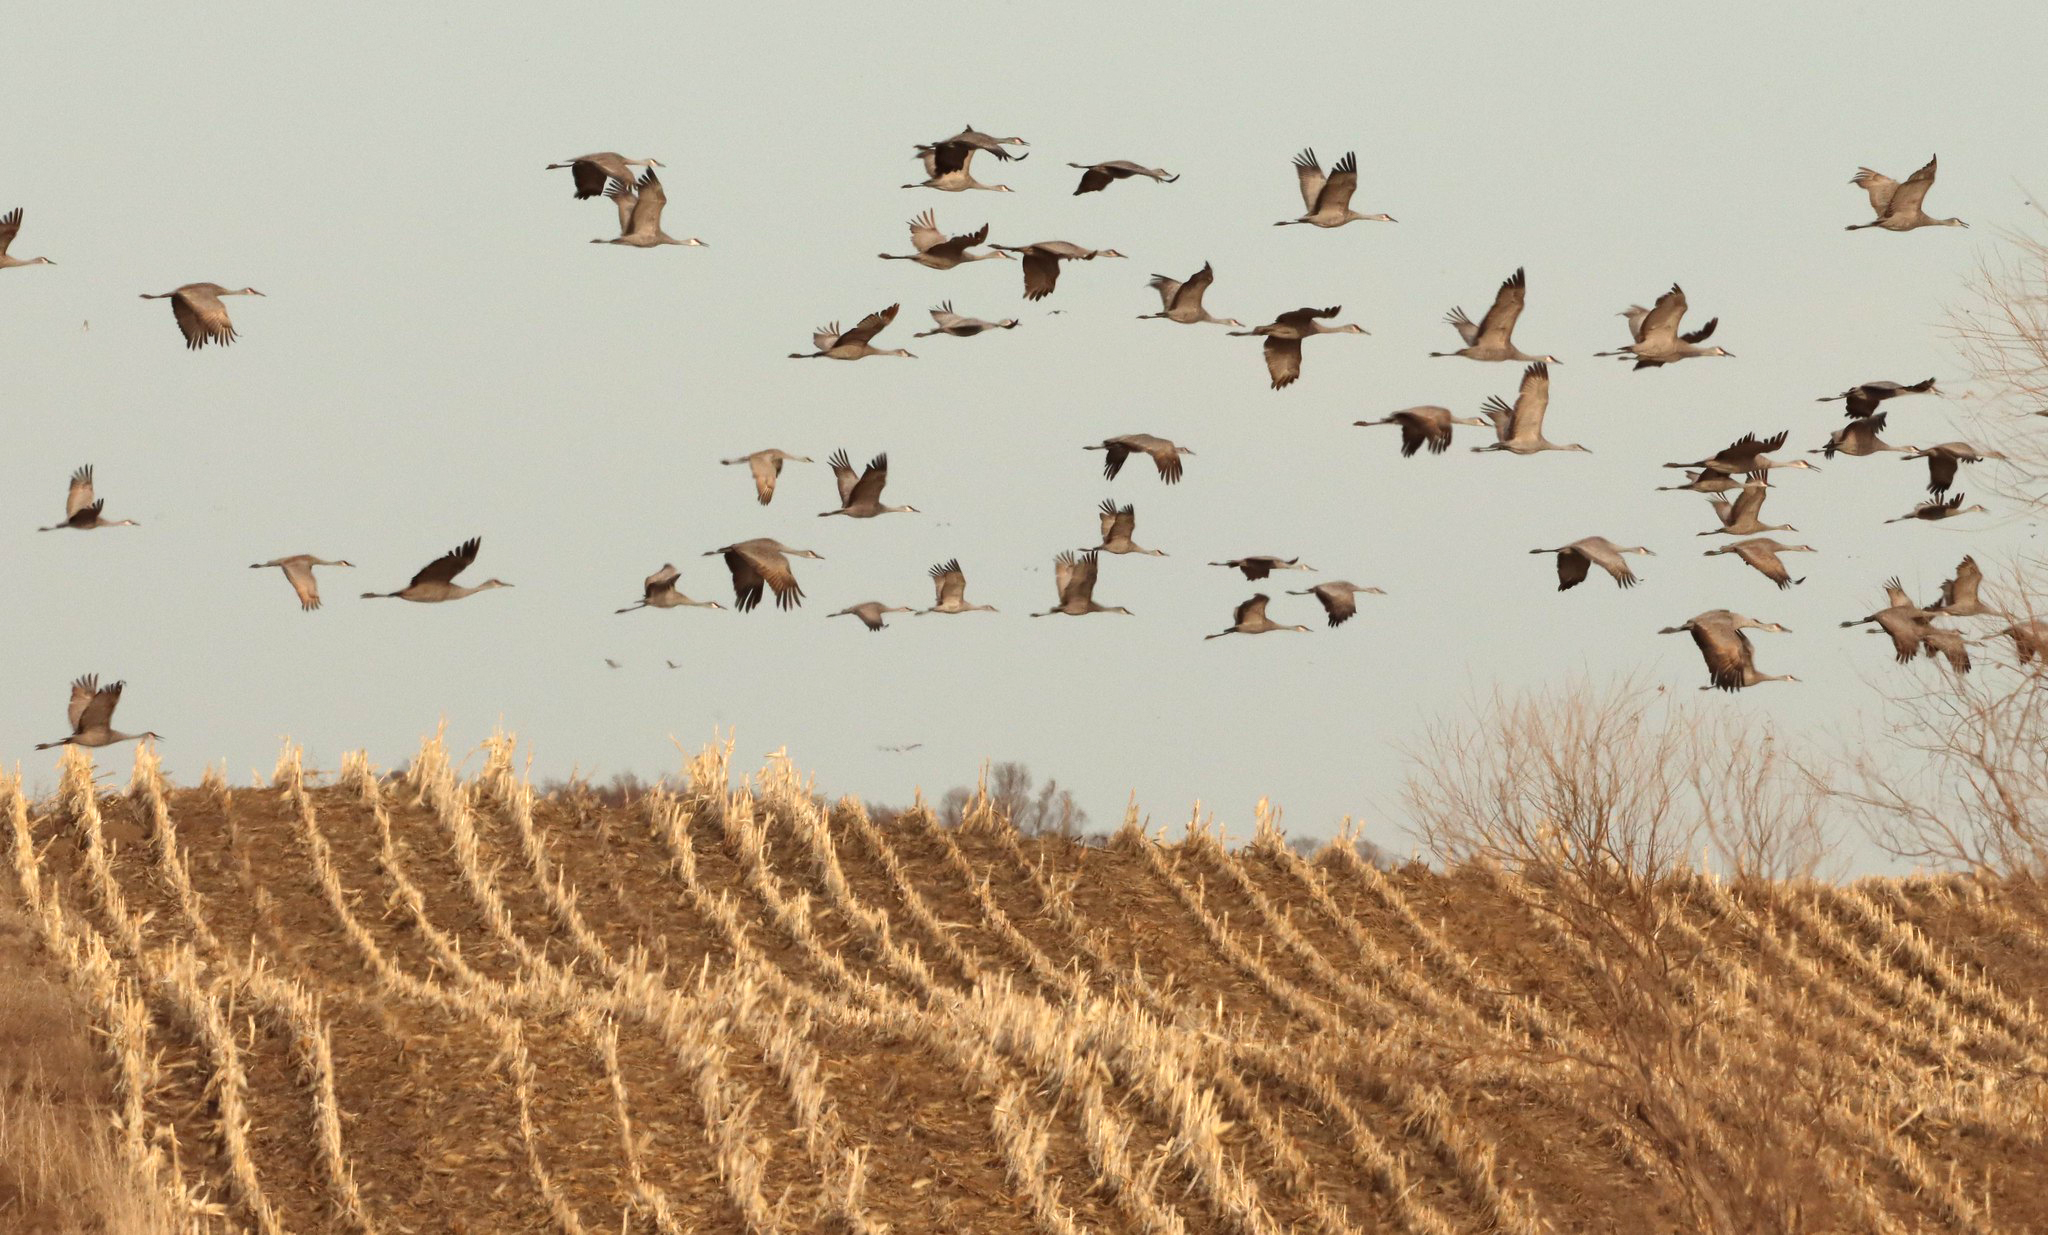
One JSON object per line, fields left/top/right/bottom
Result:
{"left": 1944, "top": 205, "right": 2048, "bottom": 507}
{"left": 937, "top": 762, "right": 1089, "bottom": 836}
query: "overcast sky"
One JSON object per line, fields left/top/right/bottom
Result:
{"left": 5, "top": 2, "right": 2046, "bottom": 864}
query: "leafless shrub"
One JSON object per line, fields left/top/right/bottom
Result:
{"left": 1943, "top": 204, "right": 2048, "bottom": 506}
{"left": 938, "top": 762, "right": 1089, "bottom": 837}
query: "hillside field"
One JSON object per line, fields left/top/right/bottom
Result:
{"left": 3, "top": 736, "right": 2045, "bottom": 1233}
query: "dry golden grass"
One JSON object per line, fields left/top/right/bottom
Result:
{"left": 3, "top": 735, "right": 2047, "bottom": 1235}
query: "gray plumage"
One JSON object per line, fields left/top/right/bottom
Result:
{"left": 1206, "top": 593, "right": 1312, "bottom": 638}
{"left": 251, "top": 555, "right": 353, "bottom": 611}
{"left": 1472, "top": 363, "right": 1588, "bottom": 455}
{"left": 361, "top": 537, "right": 512, "bottom": 602}
{"left": 1086, "top": 434, "right": 1193, "bottom": 484}
{"left": 35, "top": 675, "right": 162, "bottom": 750}
{"left": 705, "top": 539, "right": 825, "bottom": 612}
{"left": 0, "top": 208, "right": 54, "bottom": 270}
{"left": 1847, "top": 157, "right": 1966, "bottom": 231}
{"left": 1355, "top": 405, "right": 1493, "bottom": 457}
{"left": 878, "top": 210, "right": 1007, "bottom": 269}
{"left": 1430, "top": 268, "right": 1558, "bottom": 363}
{"left": 1228, "top": 306, "right": 1369, "bottom": 389}
{"left": 37, "top": 465, "right": 139, "bottom": 532}
{"left": 1274, "top": 150, "right": 1394, "bottom": 228}
{"left": 913, "top": 301, "right": 1019, "bottom": 338}
{"left": 1701, "top": 538, "right": 1815, "bottom": 589}
{"left": 617, "top": 564, "right": 725, "bottom": 613}
{"left": 1594, "top": 284, "right": 1732, "bottom": 368}
{"left": 790, "top": 304, "right": 915, "bottom": 360}
{"left": 1286, "top": 582, "right": 1384, "bottom": 628}
{"left": 721, "top": 449, "right": 814, "bottom": 505}
{"left": 1088, "top": 500, "right": 1166, "bottom": 556}
{"left": 139, "top": 283, "right": 264, "bottom": 349}
{"left": 820, "top": 450, "right": 918, "bottom": 518}
{"left": 1070, "top": 160, "right": 1178, "bottom": 195}
{"left": 1531, "top": 537, "right": 1653, "bottom": 590}
{"left": 1138, "top": 263, "right": 1243, "bottom": 327}
{"left": 1659, "top": 611, "right": 1797, "bottom": 692}
{"left": 1032, "top": 550, "right": 1131, "bottom": 617}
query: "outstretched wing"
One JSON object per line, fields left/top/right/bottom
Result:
{"left": 410, "top": 537, "right": 480, "bottom": 587}
{"left": 1555, "top": 550, "right": 1591, "bottom": 591}
{"left": 644, "top": 564, "right": 681, "bottom": 599}
{"left": 622, "top": 168, "right": 667, "bottom": 235}
{"left": 1885, "top": 156, "right": 1939, "bottom": 219}
{"left": 65, "top": 465, "right": 96, "bottom": 519}
{"left": 1317, "top": 586, "right": 1357, "bottom": 628}
{"left": 1263, "top": 336, "right": 1303, "bottom": 390}
{"left": 1680, "top": 317, "right": 1718, "bottom": 344}
{"left": 283, "top": 558, "right": 323, "bottom": 610}
{"left": 1074, "top": 165, "right": 1114, "bottom": 195}
{"left": 172, "top": 288, "right": 237, "bottom": 349}
{"left": 1233, "top": 594, "right": 1272, "bottom": 626}
{"left": 1852, "top": 166, "right": 1899, "bottom": 217}
{"left": 722, "top": 548, "right": 766, "bottom": 612}
{"left": 827, "top": 449, "right": 858, "bottom": 506}
{"left": 749, "top": 453, "right": 783, "bottom": 504}
{"left": 907, "top": 209, "right": 943, "bottom": 253}
{"left": 0, "top": 208, "right": 20, "bottom": 259}
{"left": 1172, "top": 262, "right": 1214, "bottom": 312}
{"left": 1637, "top": 284, "right": 1687, "bottom": 347}
{"left": 1020, "top": 251, "right": 1061, "bottom": 301}
{"left": 928, "top": 220, "right": 989, "bottom": 261}
{"left": 1052, "top": 550, "right": 1080, "bottom": 602}
{"left": 1509, "top": 362, "right": 1549, "bottom": 439}
{"left": 836, "top": 304, "right": 900, "bottom": 349}
{"left": 930, "top": 559, "right": 966, "bottom": 606}
{"left": 79, "top": 680, "right": 124, "bottom": 733}
{"left": 1312, "top": 152, "right": 1358, "bottom": 214}
{"left": 1473, "top": 267, "right": 1526, "bottom": 349}
{"left": 848, "top": 453, "right": 891, "bottom": 507}
{"left": 65, "top": 675, "right": 99, "bottom": 731}
{"left": 1291, "top": 149, "right": 1326, "bottom": 212}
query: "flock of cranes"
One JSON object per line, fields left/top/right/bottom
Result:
{"left": 5, "top": 131, "right": 2030, "bottom": 750}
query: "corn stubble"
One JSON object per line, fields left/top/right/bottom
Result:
{"left": 2, "top": 735, "right": 2046, "bottom": 1235}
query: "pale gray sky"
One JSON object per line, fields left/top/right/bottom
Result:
{"left": 6, "top": 3, "right": 2047, "bottom": 861}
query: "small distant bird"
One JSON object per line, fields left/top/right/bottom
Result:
{"left": 1274, "top": 150, "right": 1394, "bottom": 228}
{"left": 0, "top": 208, "right": 54, "bottom": 270}
{"left": 1430, "top": 268, "right": 1559, "bottom": 363}
{"left": 1069, "top": 160, "right": 1178, "bottom": 195}
{"left": 832, "top": 602, "right": 912, "bottom": 631}
{"left": 905, "top": 141, "right": 1019, "bottom": 192}
{"left": 878, "top": 210, "right": 1007, "bottom": 269}
{"left": 361, "top": 537, "right": 513, "bottom": 602}
{"left": 821, "top": 451, "right": 919, "bottom": 518}
{"left": 1813, "top": 413, "right": 1915, "bottom": 459}
{"left": 920, "top": 560, "right": 996, "bottom": 614}
{"left": 1659, "top": 611, "right": 1797, "bottom": 692}
{"left": 1086, "top": 434, "right": 1193, "bottom": 484}
{"left": 617, "top": 564, "right": 724, "bottom": 613}
{"left": 1286, "top": 581, "right": 1384, "bottom": 628}
{"left": 35, "top": 675, "right": 161, "bottom": 750}
{"left": 1354, "top": 406, "right": 1494, "bottom": 456}
{"left": 721, "top": 449, "right": 814, "bottom": 505}
{"left": 1702, "top": 538, "right": 1815, "bottom": 589}
{"left": 878, "top": 743, "right": 924, "bottom": 753}
{"left": 1885, "top": 493, "right": 1987, "bottom": 524}
{"left": 705, "top": 539, "right": 824, "bottom": 611}
{"left": 1206, "top": 594, "right": 1312, "bottom": 638}
{"left": 913, "top": 302, "right": 1019, "bottom": 338}
{"left": 1700, "top": 481, "right": 1797, "bottom": 538}
{"left": 1820, "top": 377, "right": 1937, "bottom": 419}
{"left": 665, "top": 660, "right": 683, "bottom": 670}
{"left": 1229, "top": 306, "right": 1369, "bottom": 389}
{"left": 604, "top": 658, "right": 623, "bottom": 669}
{"left": 1211, "top": 556, "right": 1315, "bottom": 582}
{"left": 1848, "top": 156, "right": 1966, "bottom": 231}
{"left": 1033, "top": 551, "right": 1132, "bottom": 617}
{"left": 37, "top": 465, "right": 139, "bottom": 532}
{"left": 789, "top": 304, "right": 915, "bottom": 360}
{"left": 594, "top": 168, "right": 705, "bottom": 248}
{"left": 251, "top": 555, "right": 353, "bottom": 611}
{"left": 1087, "top": 500, "right": 1166, "bottom": 556}
{"left": 1472, "top": 363, "right": 1589, "bottom": 455}
{"left": 1903, "top": 442, "right": 2010, "bottom": 495}
{"left": 139, "top": 283, "right": 264, "bottom": 350}
{"left": 990, "top": 242, "right": 1127, "bottom": 301}
{"left": 1530, "top": 538, "right": 1653, "bottom": 590}
{"left": 1593, "top": 284, "right": 1732, "bottom": 368}
{"left": 1137, "top": 262, "right": 1244, "bottom": 327}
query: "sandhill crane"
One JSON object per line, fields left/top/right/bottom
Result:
{"left": 920, "top": 560, "right": 996, "bottom": 614}
{"left": 705, "top": 539, "right": 823, "bottom": 611}
{"left": 139, "top": 283, "right": 264, "bottom": 350}
{"left": 1087, "top": 434, "right": 1193, "bottom": 483}
{"left": 1287, "top": 581, "right": 1384, "bottom": 628}
{"left": 914, "top": 302, "right": 1019, "bottom": 338}
{"left": 0, "top": 209, "right": 53, "bottom": 269}
{"left": 1274, "top": 150, "right": 1394, "bottom": 228}
{"left": 361, "top": 537, "right": 512, "bottom": 602}
{"left": 1885, "top": 493, "right": 1987, "bottom": 524}
{"left": 821, "top": 451, "right": 918, "bottom": 518}
{"left": 1531, "top": 538, "right": 1653, "bottom": 590}
{"left": 594, "top": 168, "right": 704, "bottom": 248}
{"left": 721, "top": 449, "right": 813, "bottom": 505}
{"left": 665, "top": 659, "right": 683, "bottom": 670}
{"left": 1656, "top": 470, "right": 1746, "bottom": 494}
{"left": 1929, "top": 555, "right": 1997, "bottom": 617}
{"left": 547, "top": 152, "right": 660, "bottom": 209}
{"left": 1993, "top": 618, "right": 2048, "bottom": 665}
{"left": 1848, "top": 157, "right": 1966, "bottom": 231}
{"left": 1088, "top": 500, "right": 1165, "bottom": 556}
{"left": 1658, "top": 611, "right": 1797, "bottom": 691}
{"left": 251, "top": 555, "right": 353, "bottom": 611}
{"left": 1138, "top": 263, "right": 1243, "bottom": 327}
{"left": 1904, "top": 442, "right": 2009, "bottom": 495}
{"left": 1918, "top": 626, "right": 1973, "bottom": 674}
{"left": 832, "top": 601, "right": 912, "bottom": 631}
{"left": 617, "top": 564, "right": 724, "bottom": 613}
{"left": 1813, "top": 413, "right": 1915, "bottom": 459}
{"left": 1472, "top": 363, "right": 1588, "bottom": 455}
{"left": 990, "top": 242, "right": 1127, "bottom": 301}
{"left": 1820, "top": 377, "right": 1937, "bottom": 419}
{"left": 790, "top": 304, "right": 915, "bottom": 360}
{"left": 1211, "top": 556, "right": 1315, "bottom": 581}
{"left": 1033, "top": 551, "right": 1131, "bottom": 617}
{"left": 1594, "top": 285, "right": 1733, "bottom": 368}
{"left": 1700, "top": 482, "right": 1796, "bottom": 537}
{"left": 1354, "top": 406, "right": 1493, "bottom": 456}
{"left": 37, "top": 465, "right": 139, "bottom": 532}
{"left": 1665, "top": 430, "right": 1815, "bottom": 478}
{"left": 604, "top": 658, "right": 623, "bottom": 669}
{"left": 1207, "top": 594, "right": 1311, "bottom": 638}
{"left": 1702, "top": 538, "right": 1814, "bottom": 589}
{"left": 1430, "top": 269, "right": 1558, "bottom": 363}
{"left": 936, "top": 125, "right": 1028, "bottom": 159}
{"left": 1070, "top": 161, "right": 1178, "bottom": 195}
{"left": 1841, "top": 579, "right": 1935, "bottom": 662}
{"left": 1229, "top": 306, "right": 1369, "bottom": 389}
{"left": 905, "top": 142, "right": 1017, "bottom": 192}
{"left": 878, "top": 211, "right": 1007, "bottom": 269}
{"left": 34, "top": 675, "right": 161, "bottom": 750}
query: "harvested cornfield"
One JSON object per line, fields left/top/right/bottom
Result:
{"left": 3, "top": 735, "right": 2046, "bottom": 1234}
